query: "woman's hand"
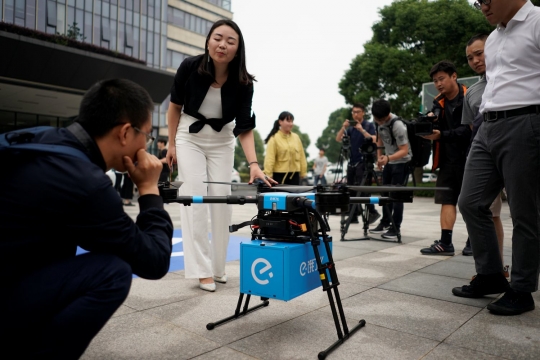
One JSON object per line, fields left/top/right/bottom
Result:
{"left": 249, "top": 164, "right": 277, "bottom": 187}
{"left": 165, "top": 144, "right": 177, "bottom": 169}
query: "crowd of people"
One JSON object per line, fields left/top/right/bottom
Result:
{"left": 1, "top": 0, "right": 538, "bottom": 357}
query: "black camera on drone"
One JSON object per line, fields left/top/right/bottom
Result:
{"left": 158, "top": 181, "right": 179, "bottom": 202}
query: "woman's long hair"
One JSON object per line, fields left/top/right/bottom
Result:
{"left": 264, "top": 111, "right": 294, "bottom": 144}
{"left": 198, "top": 19, "right": 255, "bottom": 85}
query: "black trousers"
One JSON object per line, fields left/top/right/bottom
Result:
{"left": 380, "top": 163, "right": 408, "bottom": 229}
{"left": 1, "top": 253, "right": 132, "bottom": 359}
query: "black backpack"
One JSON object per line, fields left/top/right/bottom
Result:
{"left": 387, "top": 117, "right": 431, "bottom": 168}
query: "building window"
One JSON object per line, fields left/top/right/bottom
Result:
{"left": 204, "top": 0, "right": 230, "bottom": 11}
{"left": 46, "top": 0, "right": 56, "bottom": 27}
{"left": 101, "top": 17, "right": 111, "bottom": 41}
{"left": 166, "top": 49, "right": 188, "bottom": 69}
{"left": 167, "top": 6, "right": 215, "bottom": 36}
{"left": 15, "top": 0, "right": 25, "bottom": 19}
{"left": 125, "top": 24, "right": 134, "bottom": 47}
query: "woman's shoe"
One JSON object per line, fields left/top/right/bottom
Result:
{"left": 213, "top": 274, "right": 227, "bottom": 284}
{"left": 199, "top": 282, "right": 216, "bottom": 292}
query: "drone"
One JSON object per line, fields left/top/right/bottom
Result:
{"left": 157, "top": 179, "right": 449, "bottom": 359}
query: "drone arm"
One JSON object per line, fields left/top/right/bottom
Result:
{"left": 169, "top": 196, "right": 258, "bottom": 205}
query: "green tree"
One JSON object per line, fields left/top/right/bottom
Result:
{"left": 292, "top": 124, "right": 311, "bottom": 159}
{"left": 533, "top": 0, "right": 540, "bottom": 6}
{"left": 234, "top": 129, "right": 264, "bottom": 172}
{"left": 339, "top": 0, "right": 493, "bottom": 119}
{"left": 315, "top": 107, "right": 351, "bottom": 163}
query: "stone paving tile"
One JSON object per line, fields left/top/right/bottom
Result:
{"left": 378, "top": 244, "right": 454, "bottom": 259}
{"left": 81, "top": 312, "right": 220, "bottom": 360}
{"left": 423, "top": 343, "right": 505, "bottom": 360}
{"left": 190, "top": 347, "right": 258, "bottom": 360}
{"left": 417, "top": 259, "right": 477, "bottom": 280}
{"left": 378, "top": 272, "right": 498, "bottom": 307}
{"left": 445, "top": 309, "right": 540, "bottom": 360}
{"left": 123, "top": 272, "right": 204, "bottom": 310}
{"left": 348, "top": 251, "right": 443, "bottom": 272}
{"left": 329, "top": 245, "right": 373, "bottom": 261}
{"left": 333, "top": 238, "right": 402, "bottom": 251}
{"left": 228, "top": 311, "right": 439, "bottom": 360}
{"left": 112, "top": 305, "right": 138, "bottom": 318}
{"left": 287, "top": 281, "right": 372, "bottom": 310}
{"left": 335, "top": 257, "right": 413, "bottom": 287}
{"left": 333, "top": 288, "right": 480, "bottom": 341}
{"left": 142, "top": 286, "right": 315, "bottom": 345}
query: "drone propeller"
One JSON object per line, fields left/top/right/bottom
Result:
{"left": 171, "top": 181, "right": 184, "bottom": 188}
{"left": 203, "top": 181, "right": 255, "bottom": 186}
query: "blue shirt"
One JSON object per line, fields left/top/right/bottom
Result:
{"left": 346, "top": 121, "right": 376, "bottom": 164}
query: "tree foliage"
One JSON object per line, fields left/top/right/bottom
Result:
{"left": 315, "top": 107, "right": 351, "bottom": 163}
{"left": 339, "top": 0, "right": 493, "bottom": 119}
{"left": 234, "top": 129, "right": 265, "bottom": 172}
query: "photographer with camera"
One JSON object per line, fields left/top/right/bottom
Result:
{"left": 368, "top": 99, "right": 412, "bottom": 239}
{"left": 335, "top": 103, "right": 380, "bottom": 224}
{"left": 419, "top": 60, "right": 471, "bottom": 256}
{"left": 0, "top": 79, "right": 174, "bottom": 358}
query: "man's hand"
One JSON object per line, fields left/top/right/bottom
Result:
{"left": 123, "top": 149, "right": 162, "bottom": 196}
{"left": 342, "top": 119, "right": 351, "bottom": 129}
{"left": 422, "top": 129, "right": 441, "bottom": 141}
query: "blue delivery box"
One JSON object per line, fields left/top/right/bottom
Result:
{"left": 240, "top": 238, "right": 332, "bottom": 301}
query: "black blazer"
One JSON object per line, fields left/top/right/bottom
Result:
{"left": 170, "top": 55, "right": 255, "bottom": 137}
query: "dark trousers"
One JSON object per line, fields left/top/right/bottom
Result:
{"left": 380, "top": 163, "right": 408, "bottom": 229}
{"left": 458, "top": 113, "right": 540, "bottom": 292}
{"left": 347, "top": 162, "right": 375, "bottom": 213}
{"left": 273, "top": 172, "right": 300, "bottom": 185}
{"left": 1, "top": 253, "right": 132, "bottom": 359}
{"left": 314, "top": 174, "right": 327, "bottom": 186}
{"left": 120, "top": 174, "right": 134, "bottom": 200}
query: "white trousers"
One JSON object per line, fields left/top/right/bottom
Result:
{"left": 176, "top": 114, "right": 234, "bottom": 279}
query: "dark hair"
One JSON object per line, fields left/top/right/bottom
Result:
{"left": 319, "top": 148, "right": 325, "bottom": 152}
{"left": 157, "top": 138, "right": 167, "bottom": 145}
{"left": 264, "top": 111, "right": 294, "bottom": 144}
{"left": 429, "top": 60, "right": 457, "bottom": 78}
{"left": 352, "top": 103, "right": 366, "bottom": 111}
{"left": 76, "top": 79, "right": 154, "bottom": 138}
{"left": 198, "top": 19, "right": 255, "bottom": 85}
{"left": 371, "top": 99, "right": 391, "bottom": 119}
{"left": 466, "top": 33, "right": 489, "bottom": 47}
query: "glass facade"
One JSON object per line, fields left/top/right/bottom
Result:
{"left": 1, "top": 0, "right": 233, "bottom": 148}
{"left": 2, "top": 0, "right": 166, "bottom": 69}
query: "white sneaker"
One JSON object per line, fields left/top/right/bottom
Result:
{"left": 213, "top": 274, "right": 227, "bottom": 283}
{"left": 199, "top": 282, "right": 216, "bottom": 292}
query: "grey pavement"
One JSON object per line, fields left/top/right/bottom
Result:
{"left": 81, "top": 190, "right": 540, "bottom": 360}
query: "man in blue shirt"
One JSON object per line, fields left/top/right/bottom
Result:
{"left": 0, "top": 79, "right": 173, "bottom": 357}
{"left": 335, "top": 103, "right": 380, "bottom": 224}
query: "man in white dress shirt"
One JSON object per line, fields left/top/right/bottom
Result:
{"left": 453, "top": 0, "right": 540, "bottom": 316}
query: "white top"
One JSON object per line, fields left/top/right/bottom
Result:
{"left": 480, "top": 1, "right": 540, "bottom": 113}
{"left": 198, "top": 86, "right": 223, "bottom": 119}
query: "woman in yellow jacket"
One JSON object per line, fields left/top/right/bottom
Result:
{"left": 263, "top": 111, "right": 307, "bottom": 185}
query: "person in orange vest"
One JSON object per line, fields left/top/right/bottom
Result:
{"left": 419, "top": 60, "right": 471, "bottom": 256}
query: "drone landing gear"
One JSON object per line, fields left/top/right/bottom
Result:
{"left": 207, "top": 211, "right": 365, "bottom": 359}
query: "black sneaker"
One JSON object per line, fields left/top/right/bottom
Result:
{"left": 462, "top": 239, "right": 473, "bottom": 256}
{"left": 369, "top": 223, "right": 390, "bottom": 234}
{"left": 487, "top": 289, "right": 535, "bottom": 315}
{"left": 381, "top": 229, "right": 398, "bottom": 239}
{"left": 420, "top": 240, "right": 455, "bottom": 255}
{"left": 452, "top": 273, "right": 510, "bottom": 298}
{"left": 368, "top": 211, "right": 381, "bottom": 225}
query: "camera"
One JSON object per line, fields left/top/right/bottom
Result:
{"left": 341, "top": 134, "right": 351, "bottom": 151}
{"left": 348, "top": 120, "right": 358, "bottom": 127}
{"left": 158, "top": 181, "right": 179, "bottom": 202}
{"left": 360, "top": 137, "right": 376, "bottom": 155}
{"left": 411, "top": 110, "right": 439, "bottom": 136}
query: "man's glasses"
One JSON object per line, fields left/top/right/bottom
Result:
{"left": 474, "top": 0, "right": 491, "bottom": 10}
{"left": 133, "top": 127, "right": 155, "bottom": 147}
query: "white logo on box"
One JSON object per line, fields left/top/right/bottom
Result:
{"left": 251, "top": 258, "right": 273, "bottom": 285}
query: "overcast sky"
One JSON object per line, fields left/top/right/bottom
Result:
{"left": 230, "top": 0, "right": 396, "bottom": 158}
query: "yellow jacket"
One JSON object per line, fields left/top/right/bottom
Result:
{"left": 264, "top": 131, "right": 307, "bottom": 180}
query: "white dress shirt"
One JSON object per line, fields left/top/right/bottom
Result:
{"left": 480, "top": 1, "right": 540, "bottom": 113}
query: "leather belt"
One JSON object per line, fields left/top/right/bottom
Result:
{"left": 484, "top": 105, "right": 540, "bottom": 121}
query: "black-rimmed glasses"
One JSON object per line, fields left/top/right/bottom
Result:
{"left": 474, "top": 0, "right": 491, "bottom": 10}
{"left": 133, "top": 127, "right": 155, "bottom": 147}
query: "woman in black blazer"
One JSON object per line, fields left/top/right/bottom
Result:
{"left": 166, "top": 20, "right": 275, "bottom": 292}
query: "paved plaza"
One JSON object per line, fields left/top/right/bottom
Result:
{"left": 81, "top": 191, "right": 540, "bottom": 360}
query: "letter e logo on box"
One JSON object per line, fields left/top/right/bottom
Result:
{"left": 251, "top": 258, "right": 273, "bottom": 285}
